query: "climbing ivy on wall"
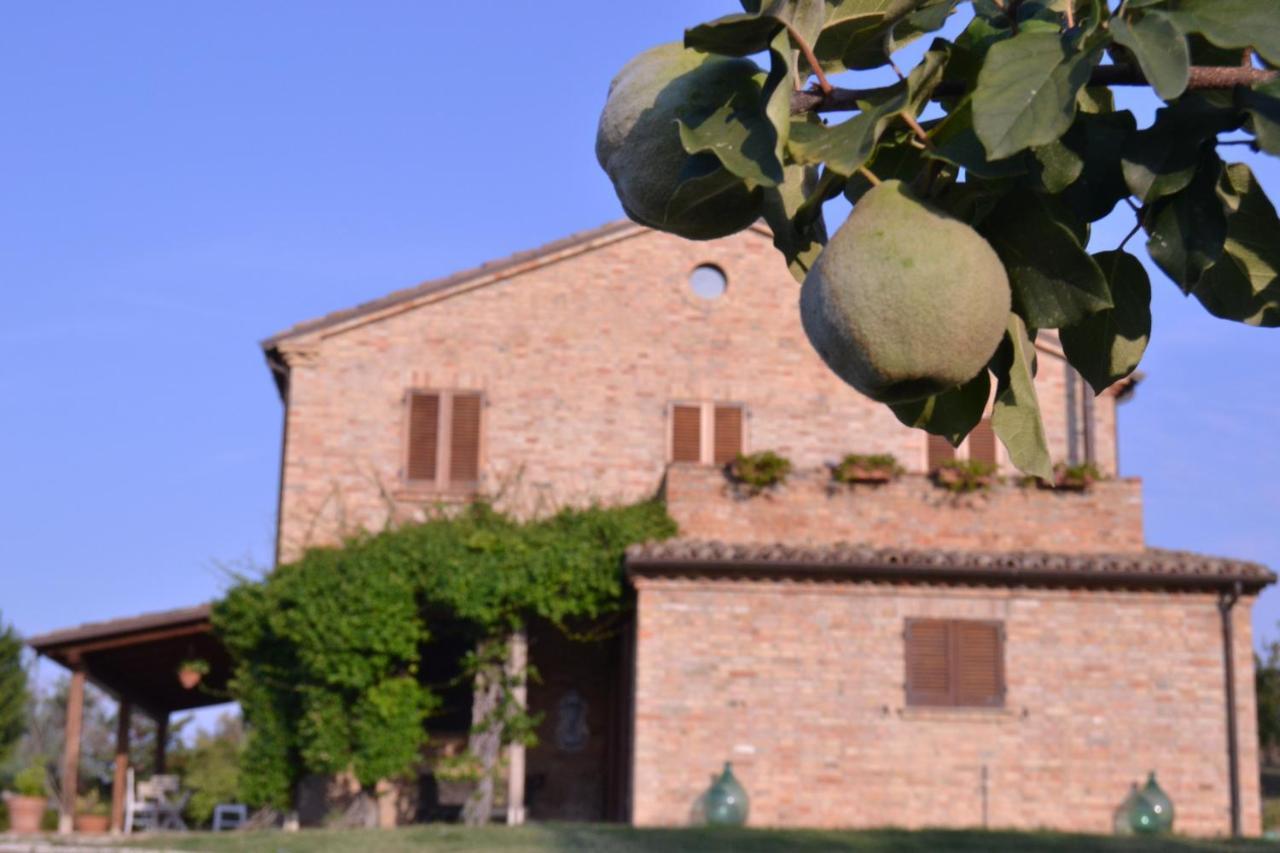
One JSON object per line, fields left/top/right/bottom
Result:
{"left": 212, "top": 500, "right": 675, "bottom": 814}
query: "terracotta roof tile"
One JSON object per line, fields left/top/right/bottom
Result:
{"left": 626, "top": 540, "right": 1274, "bottom": 592}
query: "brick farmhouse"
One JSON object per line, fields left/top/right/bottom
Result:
{"left": 255, "top": 220, "right": 1273, "bottom": 836}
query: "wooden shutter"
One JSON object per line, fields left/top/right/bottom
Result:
{"left": 712, "top": 405, "right": 743, "bottom": 465}
{"left": 672, "top": 405, "right": 702, "bottom": 463}
{"left": 905, "top": 619, "right": 1005, "bottom": 707}
{"left": 955, "top": 621, "right": 1005, "bottom": 707}
{"left": 407, "top": 393, "right": 440, "bottom": 482}
{"left": 927, "top": 434, "right": 956, "bottom": 470}
{"left": 905, "top": 620, "right": 952, "bottom": 706}
{"left": 968, "top": 418, "right": 998, "bottom": 466}
{"left": 449, "top": 393, "right": 482, "bottom": 485}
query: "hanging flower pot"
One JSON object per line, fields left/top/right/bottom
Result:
{"left": 704, "top": 761, "right": 748, "bottom": 827}
{"left": 177, "top": 658, "right": 210, "bottom": 690}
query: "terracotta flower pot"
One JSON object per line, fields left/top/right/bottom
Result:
{"left": 7, "top": 794, "right": 48, "bottom": 834}
{"left": 74, "top": 812, "right": 110, "bottom": 834}
{"left": 178, "top": 667, "right": 203, "bottom": 689}
{"left": 842, "top": 466, "right": 894, "bottom": 484}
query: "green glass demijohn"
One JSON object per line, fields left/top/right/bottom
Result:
{"left": 704, "top": 762, "right": 749, "bottom": 826}
{"left": 1128, "top": 789, "right": 1160, "bottom": 835}
{"left": 1141, "top": 771, "right": 1174, "bottom": 833}
{"left": 1113, "top": 782, "right": 1140, "bottom": 836}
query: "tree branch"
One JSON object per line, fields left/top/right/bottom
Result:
{"left": 791, "top": 64, "right": 1280, "bottom": 114}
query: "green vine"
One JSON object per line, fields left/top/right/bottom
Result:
{"left": 213, "top": 500, "right": 675, "bottom": 811}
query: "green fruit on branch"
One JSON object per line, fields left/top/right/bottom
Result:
{"left": 800, "top": 180, "right": 1011, "bottom": 404}
{"left": 596, "top": 42, "right": 764, "bottom": 240}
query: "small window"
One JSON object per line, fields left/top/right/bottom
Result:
{"left": 926, "top": 434, "right": 956, "bottom": 471}
{"left": 670, "top": 402, "right": 744, "bottom": 465}
{"left": 905, "top": 619, "right": 1005, "bottom": 708}
{"left": 689, "top": 264, "right": 727, "bottom": 300}
{"left": 405, "top": 390, "right": 483, "bottom": 491}
{"left": 968, "top": 418, "right": 998, "bottom": 466}
{"left": 924, "top": 417, "right": 998, "bottom": 471}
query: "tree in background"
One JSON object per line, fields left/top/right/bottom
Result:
{"left": 169, "top": 713, "right": 244, "bottom": 828}
{"left": 0, "top": 613, "right": 28, "bottom": 779}
{"left": 1258, "top": 641, "right": 1280, "bottom": 765}
{"left": 597, "top": 1, "right": 1279, "bottom": 477}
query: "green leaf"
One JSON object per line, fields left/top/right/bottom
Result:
{"left": 686, "top": 0, "right": 826, "bottom": 56}
{"left": 665, "top": 155, "right": 765, "bottom": 225}
{"left": 1163, "top": 0, "right": 1280, "bottom": 67}
{"left": 1059, "top": 251, "right": 1152, "bottom": 394}
{"left": 844, "top": 130, "right": 928, "bottom": 204}
{"left": 1031, "top": 137, "right": 1084, "bottom": 193}
{"left": 980, "top": 190, "right": 1112, "bottom": 328}
{"left": 973, "top": 30, "right": 1101, "bottom": 160}
{"left": 761, "top": 163, "right": 829, "bottom": 283}
{"left": 1057, "top": 110, "right": 1137, "bottom": 221}
{"left": 787, "top": 85, "right": 908, "bottom": 176}
{"left": 813, "top": 0, "right": 952, "bottom": 72}
{"left": 890, "top": 370, "right": 991, "bottom": 446}
{"left": 1110, "top": 11, "right": 1190, "bottom": 100}
{"left": 929, "top": 99, "right": 1029, "bottom": 178}
{"left": 1241, "top": 79, "right": 1280, "bottom": 154}
{"left": 1143, "top": 150, "right": 1226, "bottom": 290}
{"left": 677, "top": 72, "right": 783, "bottom": 188}
{"left": 990, "top": 314, "right": 1053, "bottom": 479}
{"left": 1191, "top": 162, "right": 1280, "bottom": 326}
{"left": 1121, "top": 94, "right": 1241, "bottom": 202}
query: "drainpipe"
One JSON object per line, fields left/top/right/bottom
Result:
{"left": 1218, "top": 580, "right": 1243, "bottom": 837}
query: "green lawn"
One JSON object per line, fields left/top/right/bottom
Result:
{"left": 83, "top": 824, "right": 1275, "bottom": 852}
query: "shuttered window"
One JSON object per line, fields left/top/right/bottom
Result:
{"left": 671, "top": 405, "right": 702, "bottom": 463}
{"left": 671, "top": 402, "right": 745, "bottom": 464}
{"left": 968, "top": 418, "right": 998, "bottom": 466}
{"left": 407, "top": 393, "right": 440, "bottom": 482}
{"left": 926, "top": 434, "right": 956, "bottom": 470}
{"left": 712, "top": 405, "right": 743, "bottom": 465}
{"left": 405, "top": 390, "right": 482, "bottom": 491}
{"left": 905, "top": 619, "right": 1005, "bottom": 708}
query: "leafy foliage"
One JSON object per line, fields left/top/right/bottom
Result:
{"left": 933, "top": 458, "right": 999, "bottom": 492}
{"left": 0, "top": 614, "right": 26, "bottom": 769}
{"left": 170, "top": 714, "right": 243, "bottom": 828}
{"left": 727, "top": 450, "right": 794, "bottom": 492}
{"left": 833, "top": 453, "right": 905, "bottom": 483}
{"left": 213, "top": 500, "right": 675, "bottom": 810}
{"left": 599, "top": 0, "right": 1280, "bottom": 475}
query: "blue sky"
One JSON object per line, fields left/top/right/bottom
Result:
{"left": 2, "top": 2, "right": 1278, "bottom": 673}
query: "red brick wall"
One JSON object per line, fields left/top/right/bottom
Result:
{"left": 271, "top": 224, "right": 1120, "bottom": 561}
{"left": 664, "top": 465, "right": 1145, "bottom": 553}
{"left": 631, "top": 578, "right": 1261, "bottom": 836}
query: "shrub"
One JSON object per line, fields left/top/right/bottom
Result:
{"left": 13, "top": 765, "right": 47, "bottom": 797}
{"left": 933, "top": 459, "right": 998, "bottom": 493}
{"left": 727, "top": 451, "right": 792, "bottom": 493}
{"left": 832, "top": 453, "right": 903, "bottom": 484}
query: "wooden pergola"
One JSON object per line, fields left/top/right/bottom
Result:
{"left": 27, "top": 604, "right": 233, "bottom": 834}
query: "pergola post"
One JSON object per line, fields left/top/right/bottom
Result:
{"left": 154, "top": 713, "right": 168, "bottom": 774}
{"left": 111, "top": 700, "right": 131, "bottom": 833}
{"left": 505, "top": 627, "right": 528, "bottom": 826}
{"left": 59, "top": 660, "right": 86, "bottom": 834}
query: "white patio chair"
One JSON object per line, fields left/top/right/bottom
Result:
{"left": 124, "top": 767, "right": 159, "bottom": 833}
{"left": 148, "top": 775, "right": 190, "bottom": 831}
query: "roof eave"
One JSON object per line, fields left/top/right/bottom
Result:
{"left": 626, "top": 557, "right": 1275, "bottom": 594}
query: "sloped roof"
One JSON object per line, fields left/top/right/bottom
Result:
{"left": 27, "top": 603, "right": 212, "bottom": 652}
{"left": 626, "top": 540, "right": 1274, "bottom": 593}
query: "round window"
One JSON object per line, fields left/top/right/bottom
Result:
{"left": 689, "top": 264, "right": 727, "bottom": 300}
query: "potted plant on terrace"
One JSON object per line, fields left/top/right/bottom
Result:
{"left": 177, "top": 657, "right": 210, "bottom": 690}
{"left": 932, "top": 459, "right": 998, "bottom": 493}
{"left": 832, "top": 453, "right": 903, "bottom": 485}
{"left": 726, "top": 450, "right": 791, "bottom": 496}
{"left": 1053, "top": 462, "right": 1102, "bottom": 491}
{"left": 7, "top": 765, "right": 49, "bottom": 834}
{"left": 74, "top": 789, "right": 109, "bottom": 834}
